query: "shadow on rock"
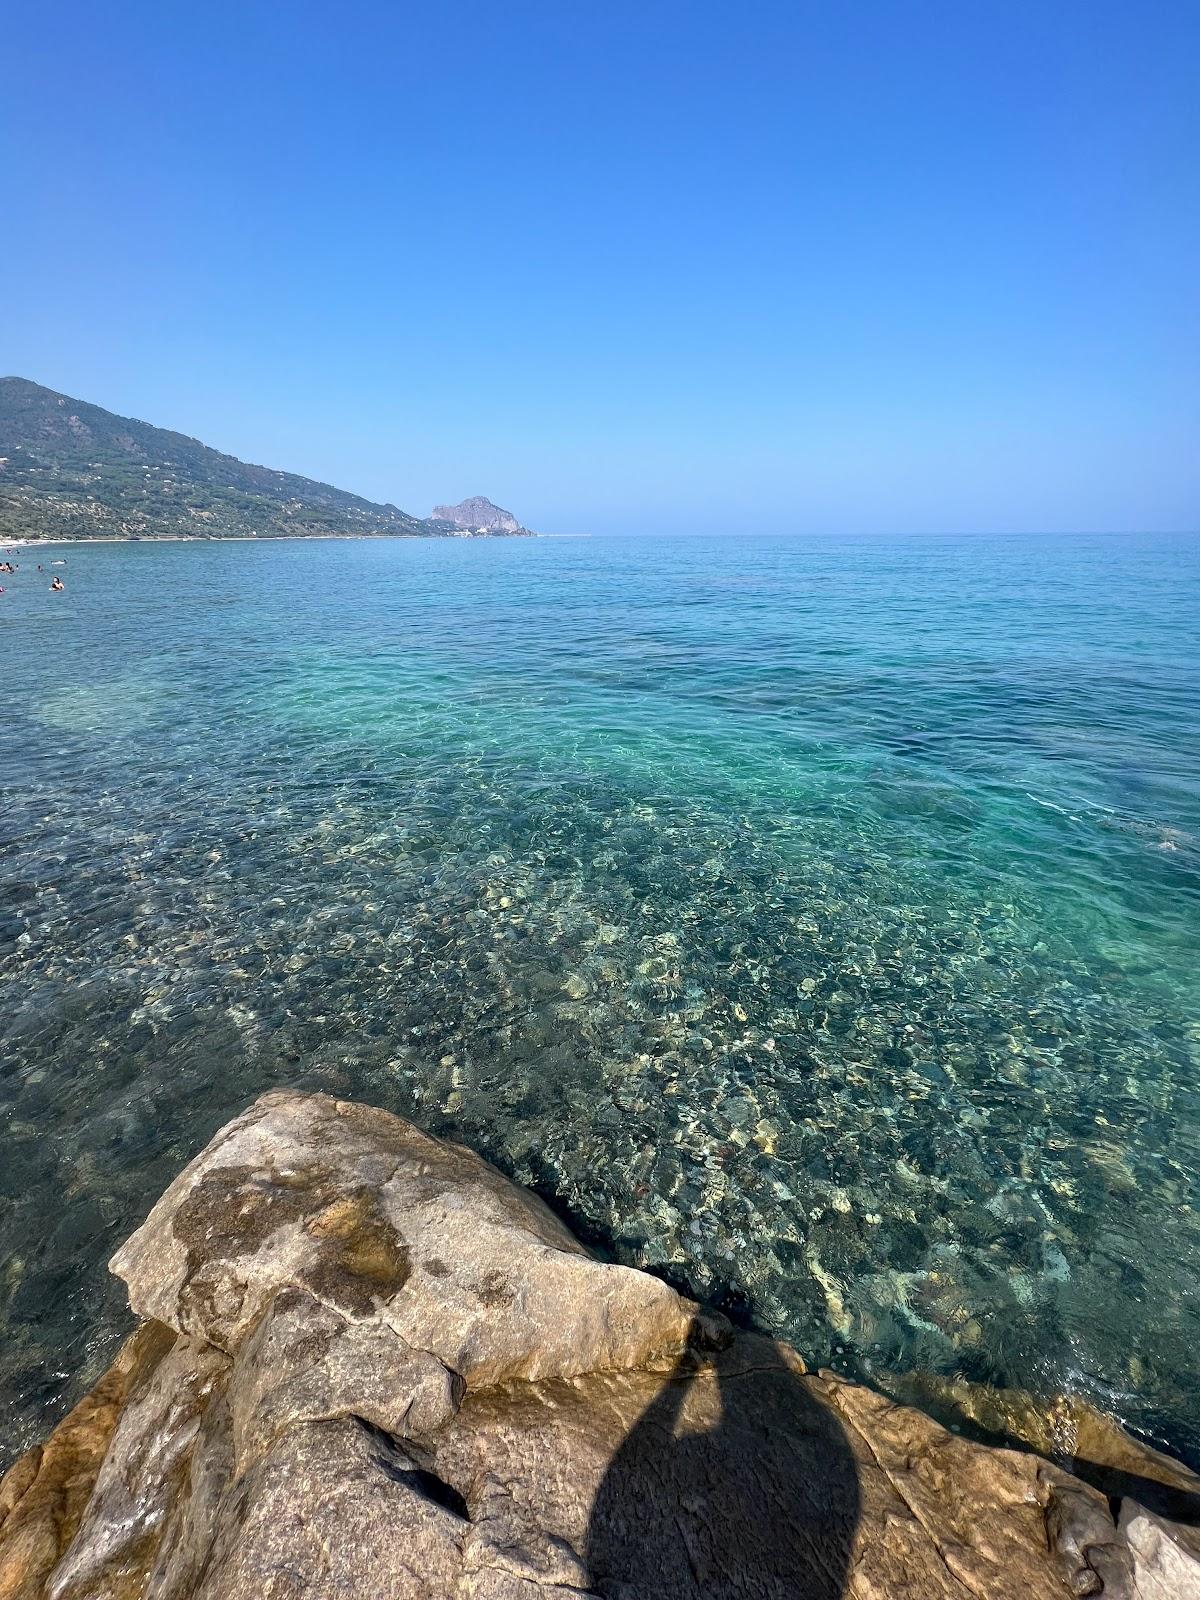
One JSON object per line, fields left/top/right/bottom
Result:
{"left": 587, "top": 1329, "right": 860, "bottom": 1600}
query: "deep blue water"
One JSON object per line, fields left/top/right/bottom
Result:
{"left": 1, "top": 530, "right": 1198, "bottom": 1466}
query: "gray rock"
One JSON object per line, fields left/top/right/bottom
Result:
{"left": 430, "top": 496, "right": 527, "bottom": 534}
{"left": 4, "top": 1089, "right": 1200, "bottom": 1600}
{"left": 110, "top": 1090, "right": 707, "bottom": 1385}
{"left": 1120, "top": 1502, "right": 1200, "bottom": 1600}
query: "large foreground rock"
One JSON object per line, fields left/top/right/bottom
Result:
{"left": 2, "top": 1090, "right": 1199, "bottom": 1599}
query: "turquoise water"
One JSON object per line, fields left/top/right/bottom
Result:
{"left": 1, "top": 531, "right": 1199, "bottom": 1467}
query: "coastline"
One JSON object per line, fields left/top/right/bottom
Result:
{"left": 1, "top": 531, "right": 539, "bottom": 545}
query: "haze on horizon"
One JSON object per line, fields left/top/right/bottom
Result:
{"left": 3, "top": 0, "right": 1197, "bottom": 538}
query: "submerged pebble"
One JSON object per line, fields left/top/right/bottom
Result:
{"left": 1, "top": 533, "right": 1199, "bottom": 1475}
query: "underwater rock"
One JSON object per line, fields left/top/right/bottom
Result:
{"left": 2, "top": 1090, "right": 1198, "bottom": 1599}
{"left": 892, "top": 1370, "right": 1200, "bottom": 1525}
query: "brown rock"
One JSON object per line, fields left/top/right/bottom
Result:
{"left": 0, "top": 1323, "right": 173, "bottom": 1600}
{"left": 894, "top": 1370, "right": 1200, "bottom": 1527}
{"left": 45, "top": 1334, "right": 229, "bottom": 1600}
{"left": 4, "top": 1090, "right": 1198, "bottom": 1600}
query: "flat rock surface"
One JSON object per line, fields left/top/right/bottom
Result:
{"left": 3, "top": 1089, "right": 1199, "bottom": 1600}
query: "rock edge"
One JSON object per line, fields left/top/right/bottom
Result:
{"left": 1, "top": 1089, "right": 1197, "bottom": 1600}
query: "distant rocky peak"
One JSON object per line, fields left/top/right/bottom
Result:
{"left": 432, "top": 495, "right": 524, "bottom": 533}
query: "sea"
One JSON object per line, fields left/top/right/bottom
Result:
{"left": 1, "top": 530, "right": 1198, "bottom": 1469}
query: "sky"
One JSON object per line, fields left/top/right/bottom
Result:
{"left": 2, "top": 0, "right": 1198, "bottom": 535}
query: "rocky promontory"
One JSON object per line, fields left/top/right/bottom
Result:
{"left": 431, "top": 496, "right": 531, "bottom": 534}
{"left": 2, "top": 1090, "right": 1198, "bottom": 1599}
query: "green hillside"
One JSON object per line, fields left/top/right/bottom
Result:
{"left": 0, "top": 378, "right": 447, "bottom": 541}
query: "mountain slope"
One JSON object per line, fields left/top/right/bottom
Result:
{"left": 0, "top": 378, "right": 442, "bottom": 541}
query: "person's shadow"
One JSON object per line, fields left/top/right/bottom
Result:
{"left": 587, "top": 1329, "right": 860, "bottom": 1600}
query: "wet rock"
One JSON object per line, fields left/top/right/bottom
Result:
{"left": 893, "top": 1370, "right": 1200, "bottom": 1525}
{"left": 3, "top": 1090, "right": 1199, "bottom": 1600}
{"left": 0, "top": 1321, "right": 174, "bottom": 1600}
{"left": 45, "top": 1333, "right": 230, "bottom": 1600}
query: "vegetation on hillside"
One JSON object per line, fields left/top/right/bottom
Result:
{"left": 0, "top": 377, "right": 452, "bottom": 541}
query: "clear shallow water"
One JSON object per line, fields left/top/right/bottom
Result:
{"left": 1, "top": 531, "right": 1199, "bottom": 1468}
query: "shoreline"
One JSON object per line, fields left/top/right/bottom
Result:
{"left": 1, "top": 531, "right": 539, "bottom": 546}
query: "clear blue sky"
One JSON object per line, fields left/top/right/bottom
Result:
{"left": 3, "top": 0, "right": 1197, "bottom": 534}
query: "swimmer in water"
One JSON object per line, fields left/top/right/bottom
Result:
{"left": 50, "top": 576, "right": 65, "bottom": 592}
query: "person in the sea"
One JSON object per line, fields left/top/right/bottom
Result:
{"left": 50, "top": 576, "right": 65, "bottom": 592}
